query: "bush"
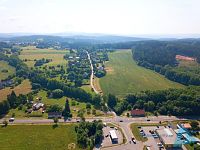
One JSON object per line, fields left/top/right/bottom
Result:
{"left": 52, "top": 89, "right": 64, "bottom": 98}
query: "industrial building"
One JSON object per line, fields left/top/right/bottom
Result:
{"left": 109, "top": 130, "right": 118, "bottom": 143}
{"left": 156, "top": 128, "right": 183, "bottom": 149}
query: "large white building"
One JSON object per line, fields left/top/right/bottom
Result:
{"left": 109, "top": 130, "right": 118, "bottom": 142}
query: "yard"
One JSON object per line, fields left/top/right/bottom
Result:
{"left": 0, "top": 124, "right": 81, "bottom": 150}
{"left": 32, "top": 90, "right": 108, "bottom": 118}
{"left": 99, "top": 50, "right": 184, "bottom": 97}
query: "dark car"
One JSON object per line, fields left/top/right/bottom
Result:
{"left": 119, "top": 120, "right": 123, "bottom": 122}
{"left": 132, "top": 137, "right": 136, "bottom": 144}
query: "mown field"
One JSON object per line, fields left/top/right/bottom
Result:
{"left": 19, "top": 46, "right": 69, "bottom": 67}
{"left": 0, "top": 61, "right": 15, "bottom": 81}
{"left": 0, "top": 79, "right": 32, "bottom": 101}
{"left": 0, "top": 125, "right": 81, "bottom": 150}
{"left": 99, "top": 50, "right": 184, "bottom": 97}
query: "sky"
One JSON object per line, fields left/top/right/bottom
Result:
{"left": 0, "top": 0, "right": 200, "bottom": 35}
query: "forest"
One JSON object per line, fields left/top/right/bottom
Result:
{"left": 133, "top": 40, "right": 200, "bottom": 85}
{"left": 107, "top": 86, "right": 200, "bottom": 116}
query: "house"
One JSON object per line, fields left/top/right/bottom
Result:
{"left": 109, "top": 130, "right": 118, "bottom": 142}
{"left": 48, "top": 112, "right": 62, "bottom": 119}
{"left": 97, "top": 66, "right": 104, "bottom": 71}
{"left": 33, "top": 102, "right": 44, "bottom": 110}
{"left": 131, "top": 109, "right": 145, "bottom": 117}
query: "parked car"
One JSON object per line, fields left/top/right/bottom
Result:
{"left": 132, "top": 137, "right": 136, "bottom": 144}
{"left": 146, "top": 146, "right": 151, "bottom": 150}
{"left": 9, "top": 118, "right": 15, "bottom": 122}
{"left": 157, "top": 143, "right": 164, "bottom": 148}
{"left": 152, "top": 134, "right": 158, "bottom": 138}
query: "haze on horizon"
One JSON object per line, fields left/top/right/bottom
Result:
{"left": 0, "top": 0, "right": 200, "bottom": 36}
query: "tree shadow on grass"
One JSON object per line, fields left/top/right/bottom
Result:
{"left": 52, "top": 124, "right": 58, "bottom": 129}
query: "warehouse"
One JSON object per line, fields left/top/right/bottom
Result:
{"left": 109, "top": 130, "right": 118, "bottom": 143}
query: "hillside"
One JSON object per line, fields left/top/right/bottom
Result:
{"left": 99, "top": 50, "right": 184, "bottom": 97}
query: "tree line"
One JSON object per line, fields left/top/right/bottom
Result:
{"left": 106, "top": 86, "right": 200, "bottom": 116}
{"left": 75, "top": 120, "right": 103, "bottom": 149}
{"left": 133, "top": 40, "right": 200, "bottom": 85}
{"left": 30, "top": 73, "right": 102, "bottom": 108}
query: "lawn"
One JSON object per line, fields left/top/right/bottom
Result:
{"left": 99, "top": 50, "right": 184, "bottom": 97}
{"left": 0, "top": 124, "right": 81, "bottom": 150}
{"left": 19, "top": 46, "right": 69, "bottom": 67}
{"left": 0, "top": 61, "right": 15, "bottom": 81}
{"left": 0, "top": 79, "right": 32, "bottom": 101}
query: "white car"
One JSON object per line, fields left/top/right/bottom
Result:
{"left": 157, "top": 143, "right": 164, "bottom": 148}
{"left": 9, "top": 118, "right": 15, "bottom": 122}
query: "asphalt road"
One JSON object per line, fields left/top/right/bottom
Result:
{"left": 1, "top": 115, "right": 199, "bottom": 150}
{"left": 86, "top": 51, "right": 99, "bottom": 94}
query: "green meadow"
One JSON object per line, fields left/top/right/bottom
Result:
{"left": 100, "top": 50, "right": 184, "bottom": 97}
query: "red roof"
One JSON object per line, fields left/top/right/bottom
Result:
{"left": 131, "top": 109, "right": 145, "bottom": 116}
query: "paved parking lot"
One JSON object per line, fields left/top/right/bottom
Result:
{"left": 101, "top": 126, "right": 123, "bottom": 148}
{"left": 142, "top": 126, "right": 166, "bottom": 150}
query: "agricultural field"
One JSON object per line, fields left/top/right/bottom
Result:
{"left": 99, "top": 50, "right": 184, "bottom": 97}
{"left": 19, "top": 46, "right": 69, "bottom": 67}
{"left": 0, "top": 125, "right": 81, "bottom": 150}
{"left": 0, "top": 61, "right": 15, "bottom": 81}
{"left": 0, "top": 79, "right": 32, "bottom": 101}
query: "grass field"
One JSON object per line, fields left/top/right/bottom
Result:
{"left": 0, "top": 124, "right": 81, "bottom": 150}
{"left": 19, "top": 46, "right": 69, "bottom": 67}
{"left": 0, "top": 61, "right": 15, "bottom": 81}
{"left": 0, "top": 79, "right": 32, "bottom": 101}
{"left": 99, "top": 50, "right": 184, "bottom": 97}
